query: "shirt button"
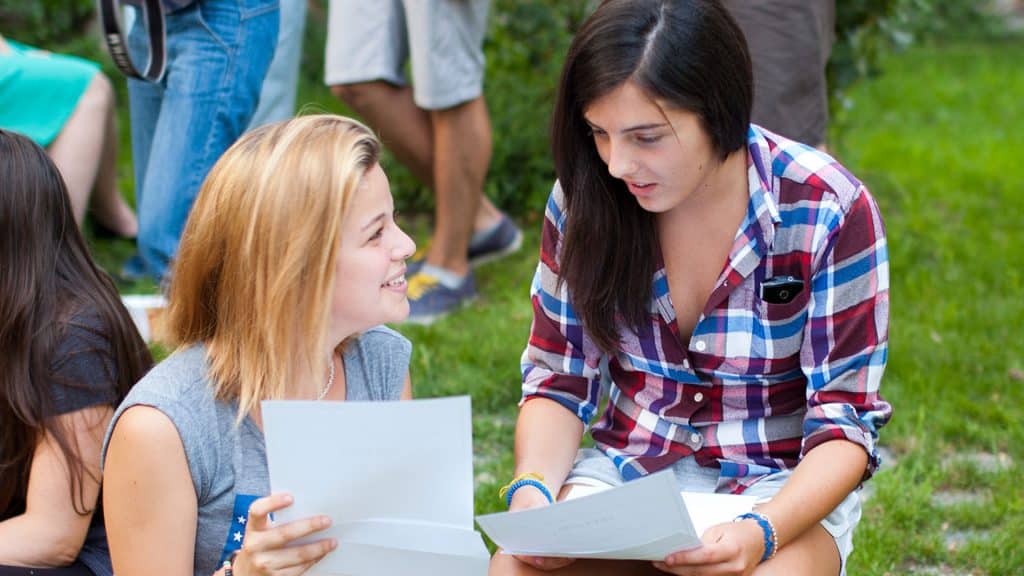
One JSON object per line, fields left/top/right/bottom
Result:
{"left": 695, "top": 340, "right": 707, "bottom": 352}
{"left": 690, "top": 432, "right": 701, "bottom": 444}
{"left": 693, "top": 392, "right": 704, "bottom": 403}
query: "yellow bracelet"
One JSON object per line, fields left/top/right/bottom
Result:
{"left": 498, "top": 472, "right": 553, "bottom": 506}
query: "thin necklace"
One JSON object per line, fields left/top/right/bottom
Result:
{"left": 318, "top": 356, "right": 335, "bottom": 400}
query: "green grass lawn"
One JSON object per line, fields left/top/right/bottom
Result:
{"left": 89, "top": 39, "right": 1023, "bottom": 574}
{"left": 830, "top": 40, "right": 1024, "bottom": 574}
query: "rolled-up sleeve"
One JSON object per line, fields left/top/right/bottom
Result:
{"left": 801, "top": 186, "right": 893, "bottom": 478}
{"left": 520, "top": 183, "right": 604, "bottom": 424}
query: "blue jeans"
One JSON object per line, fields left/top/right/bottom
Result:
{"left": 128, "top": 0, "right": 279, "bottom": 281}
{"left": 248, "top": 0, "right": 305, "bottom": 128}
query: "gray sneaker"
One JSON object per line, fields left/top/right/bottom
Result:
{"left": 406, "top": 214, "right": 523, "bottom": 276}
{"left": 404, "top": 270, "right": 477, "bottom": 325}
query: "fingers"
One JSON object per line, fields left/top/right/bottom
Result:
{"left": 513, "top": 555, "right": 576, "bottom": 571}
{"left": 247, "top": 493, "right": 296, "bottom": 531}
{"left": 240, "top": 493, "right": 337, "bottom": 574}
{"left": 239, "top": 538, "right": 337, "bottom": 573}
{"left": 654, "top": 524, "right": 754, "bottom": 575}
{"left": 247, "top": 515, "right": 333, "bottom": 552}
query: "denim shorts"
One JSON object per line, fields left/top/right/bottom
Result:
{"left": 324, "top": 0, "right": 489, "bottom": 110}
{"left": 564, "top": 448, "right": 861, "bottom": 576}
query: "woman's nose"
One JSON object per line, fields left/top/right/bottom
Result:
{"left": 394, "top": 228, "right": 416, "bottom": 261}
{"left": 606, "top": 142, "right": 636, "bottom": 179}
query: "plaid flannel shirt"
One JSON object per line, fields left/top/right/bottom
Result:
{"left": 522, "top": 126, "right": 892, "bottom": 493}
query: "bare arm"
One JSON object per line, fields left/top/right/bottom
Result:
{"left": 754, "top": 439, "right": 867, "bottom": 547}
{"left": 103, "top": 405, "right": 198, "bottom": 576}
{"left": 657, "top": 439, "right": 868, "bottom": 575}
{"left": 0, "top": 406, "right": 110, "bottom": 566}
{"left": 399, "top": 372, "right": 412, "bottom": 400}
{"left": 508, "top": 397, "right": 585, "bottom": 510}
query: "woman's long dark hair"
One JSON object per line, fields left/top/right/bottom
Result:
{"left": 0, "top": 129, "right": 152, "bottom": 516}
{"left": 551, "top": 0, "right": 753, "bottom": 352}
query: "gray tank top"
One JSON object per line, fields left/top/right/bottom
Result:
{"left": 104, "top": 326, "right": 410, "bottom": 576}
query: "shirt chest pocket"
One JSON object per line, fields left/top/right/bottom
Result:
{"left": 753, "top": 294, "right": 809, "bottom": 362}
{"left": 699, "top": 297, "right": 808, "bottom": 378}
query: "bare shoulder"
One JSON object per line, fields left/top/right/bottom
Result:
{"left": 106, "top": 405, "right": 187, "bottom": 467}
{"left": 111, "top": 404, "right": 178, "bottom": 440}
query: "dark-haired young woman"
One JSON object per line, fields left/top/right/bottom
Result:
{"left": 0, "top": 129, "right": 152, "bottom": 576}
{"left": 492, "top": 1, "right": 891, "bottom": 575}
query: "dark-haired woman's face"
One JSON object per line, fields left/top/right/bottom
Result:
{"left": 583, "top": 81, "right": 719, "bottom": 216}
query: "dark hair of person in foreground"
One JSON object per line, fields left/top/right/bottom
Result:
{"left": 0, "top": 128, "right": 152, "bottom": 569}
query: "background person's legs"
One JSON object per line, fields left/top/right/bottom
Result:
{"left": 327, "top": 0, "right": 513, "bottom": 322}
{"left": 134, "top": 0, "right": 277, "bottom": 281}
{"left": 723, "top": 0, "right": 835, "bottom": 148}
{"left": 248, "top": 0, "right": 307, "bottom": 128}
{"left": 48, "top": 72, "right": 137, "bottom": 236}
{"left": 428, "top": 95, "right": 492, "bottom": 275}
{"left": 332, "top": 81, "right": 435, "bottom": 184}
{"left": 331, "top": 81, "right": 504, "bottom": 248}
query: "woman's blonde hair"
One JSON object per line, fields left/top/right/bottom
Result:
{"left": 166, "top": 114, "right": 380, "bottom": 419}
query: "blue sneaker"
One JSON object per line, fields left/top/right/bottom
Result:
{"left": 407, "top": 214, "right": 523, "bottom": 275}
{"left": 467, "top": 214, "right": 523, "bottom": 266}
{"left": 404, "top": 270, "right": 477, "bottom": 325}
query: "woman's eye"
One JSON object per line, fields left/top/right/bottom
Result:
{"left": 369, "top": 228, "right": 384, "bottom": 242}
{"left": 636, "top": 134, "right": 661, "bottom": 144}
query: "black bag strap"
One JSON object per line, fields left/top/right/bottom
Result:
{"left": 97, "top": 0, "right": 166, "bottom": 82}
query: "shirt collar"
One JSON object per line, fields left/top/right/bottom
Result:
{"left": 744, "top": 124, "right": 783, "bottom": 253}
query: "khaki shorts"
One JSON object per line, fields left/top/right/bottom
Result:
{"left": 565, "top": 448, "right": 861, "bottom": 575}
{"left": 324, "top": 0, "right": 489, "bottom": 110}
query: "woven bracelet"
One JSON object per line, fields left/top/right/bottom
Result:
{"left": 735, "top": 511, "right": 779, "bottom": 562}
{"left": 498, "top": 472, "right": 554, "bottom": 508}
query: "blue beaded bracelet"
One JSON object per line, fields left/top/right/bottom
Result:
{"left": 503, "top": 478, "right": 554, "bottom": 508}
{"left": 735, "top": 512, "right": 778, "bottom": 562}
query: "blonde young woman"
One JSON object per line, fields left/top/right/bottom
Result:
{"left": 102, "top": 115, "right": 416, "bottom": 576}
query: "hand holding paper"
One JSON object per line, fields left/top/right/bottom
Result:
{"left": 230, "top": 493, "right": 337, "bottom": 576}
{"left": 476, "top": 471, "right": 757, "bottom": 561}
{"left": 261, "top": 397, "right": 489, "bottom": 576}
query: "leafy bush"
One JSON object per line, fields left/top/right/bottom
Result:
{"left": 0, "top": 0, "right": 95, "bottom": 46}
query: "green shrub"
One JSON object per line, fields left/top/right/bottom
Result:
{"left": 0, "top": 0, "right": 95, "bottom": 46}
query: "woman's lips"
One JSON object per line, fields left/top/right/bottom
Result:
{"left": 626, "top": 181, "right": 656, "bottom": 197}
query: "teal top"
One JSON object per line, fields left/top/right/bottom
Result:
{"left": 0, "top": 38, "right": 100, "bottom": 146}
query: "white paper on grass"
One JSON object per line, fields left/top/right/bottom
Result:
{"left": 261, "top": 396, "right": 489, "bottom": 576}
{"left": 475, "top": 470, "right": 758, "bottom": 561}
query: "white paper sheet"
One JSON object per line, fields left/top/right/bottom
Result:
{"left": 262, "top": 397, "right": 489, "bottom": 576}
{"left": 475, "top": 471, "right": 758, "bottom": 561}
{"left": 566, "top": 483, "right": 759, "bottom": 538}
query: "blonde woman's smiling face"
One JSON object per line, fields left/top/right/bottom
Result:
{"left": 583, "top": 80, "right": 720, "bottom": 216}
{"left": 330, "top": 163, "right": 416, "bottom": 340}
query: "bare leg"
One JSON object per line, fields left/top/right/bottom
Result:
{"left": 490, "top": 524, "right": 839, "bottom": 576}
{"left": 332, "top": 81, "right": 435, "bottom": 184}
{"left": 428, "top": 96, "right": 491, "bottom": 275}
{"left": 48, "top": 73, "right": 110, "bottom": 224}
{"left": 489, "top": 553, "right": 662, "bottom": 576}
{"left": 332, "top": 82, "right": 501, "bottom": 246}
{"left": 48, "top": 73, "right": 137, "bottom": 236}
{"left": 752, "top": 523, "right": 840, "bottom": 576}
{"left": 90, "top": 81, "right": 138, "bottom": 237}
